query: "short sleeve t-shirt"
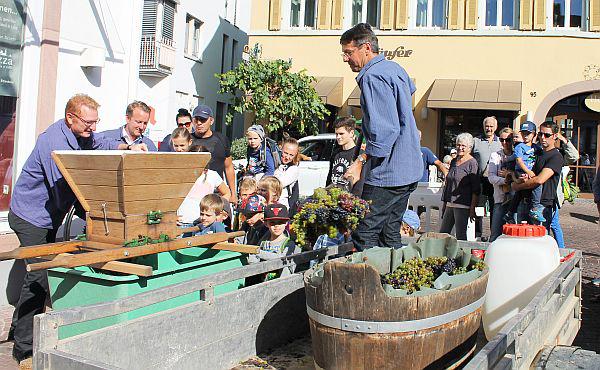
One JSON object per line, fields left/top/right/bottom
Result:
{"left": 177, "top": 169, "right": 224, "bottom": 224}
{"left": 192, "top": 131, "right": 231, "bottom": 178}
{"left": 514, "top": 143, "right": 538, "bottom": 174}
{"left": 327, "top": 147, "right": 355, "bottom": 189}
{"left": 420, "top": 147, "right": 438, "bottom": 182}
{"left": 532, "top": 148, "right": 563, "bottom": 207}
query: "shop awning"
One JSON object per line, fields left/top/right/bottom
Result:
{"left": 348, "top": 78, "right": 416, "bottom": 108}
{"left": 312, "top": 77, "right": 344, "bottom": 107}
{"left": 427, "top": 79, "right": 522, "bottom": 111}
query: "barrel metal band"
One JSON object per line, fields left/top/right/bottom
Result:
{"left": 306, "top": 295, "right": 485, "bottom": 333}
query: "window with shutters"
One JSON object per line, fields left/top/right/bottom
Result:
{"left": 140, "top": 0, "right": 177, "bottom": 76}
{"left": 184, "top": 15, "right": 203, "bottom": 59}
{"left": 162, "top": 0, "right": 175, "bottom": 42}
{"left": 552, "top": 0, "right": 584, "bottom": 27}
{"left": 349, "top": 0, "right": 381, "bottom": 27}
{"left": 483, "top": 0, "right": 519, "bottom": 27}
{"left": 286, "top": 0, "right": 318, "bottom": 28}
{"left": 415, "top": 0, "right": 447, "bottom": 27}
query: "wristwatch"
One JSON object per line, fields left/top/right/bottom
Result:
{"left": 357, "top": 154, "right": 367, "bottom": 165}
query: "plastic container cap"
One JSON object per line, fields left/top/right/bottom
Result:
{"left": 502, "top": 223, "right": 546, "bottom": 237}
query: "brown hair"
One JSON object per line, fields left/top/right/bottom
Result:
{"left": 334, "top": 117, "right": 356, "bottom": 133}
{"left": 281, "top": 137, "right": 300, "bottom": 165}
{"left": 171, "top": 127, "right": 193, "bottom": 142}
{"left": 258, "top": 176, "right": 282, "bottom": 203}
{"left": 498, "top": 127, "right": 513, "bottom": 136}
{"left": 200, "top": 194, "right": 225, "bottom": 215}
{"left": 126, "top": 101, "right": 151, "bottom": 116}
{"left": 64, "top": 94, "right": 100, "bottom": 117}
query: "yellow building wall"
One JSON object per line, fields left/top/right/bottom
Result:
{"left": 249, "top": 34, "right": 600, "bottom": 151}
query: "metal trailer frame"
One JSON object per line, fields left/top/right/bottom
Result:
{"left": 33, "top": 241, "right": 582, "bottom": 370}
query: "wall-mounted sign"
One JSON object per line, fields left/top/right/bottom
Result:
{"left": 379, "top": 46, "right": 414, "bottom": 60}
{"left": 584, "top": 93, "right": 600, "bottom": 113}
{"left": 0, "top": 0, "right": 26, "bottom": 97}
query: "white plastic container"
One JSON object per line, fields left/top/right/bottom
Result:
{"left": 482, "top": 223, "right": 560, "bottom": 340}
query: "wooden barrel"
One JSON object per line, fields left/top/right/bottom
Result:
{"left": 304, "top": 260, "right": 488, "bottom": 370}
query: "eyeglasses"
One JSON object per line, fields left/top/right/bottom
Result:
{"left": 177, "top": 121, "right": 192, "bottom": 128}
{"left": 69, "top": 113, "right": 100, "bottom": 126}
{"left": 499, "top": 137, "right": 512, "bottom": 143}
{"left": 341, "top": 42, "right": 366, "bottom": 58}
{"left": 538, "top": 132, "right": 554, "bottom": 138}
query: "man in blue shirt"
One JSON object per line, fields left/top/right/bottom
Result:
{"left": 8, "top": 94, "right": 147, "bottom": 365}
{"left": 419, "top": 131, "right": 448, "bottom": 182}
{"left": 99, "top": 101, "right": 158, "bottom": 151}
{"left": 341, "top": 23, "right": 422, "bottom": 250}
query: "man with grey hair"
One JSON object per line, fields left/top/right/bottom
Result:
{"left": 100, "top": 101, "right": 157, "bottom": 151}
{"left": 341, "top": 23, "right": 421, "bottom": 250}
{"left": 472, "top": 116, "right": 502, "bottom": 237}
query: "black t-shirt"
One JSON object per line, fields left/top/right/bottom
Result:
{"left": 192, "top": 131, "right": 231, "bottom": 178}
{"left": 532, "top": 148, "right": 563, "bottom": 207}
{"left": 327, "top": 147, "right": 355, "bottom": 189}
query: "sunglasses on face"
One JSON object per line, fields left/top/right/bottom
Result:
{"left": 538, "top": 132, "right": 554, "bottom": 138}
{"left": 177, "top": 121, "right": 192, "bottom": 128}
{"left": 499, "top": 137, "right": 512, "bottom": 143}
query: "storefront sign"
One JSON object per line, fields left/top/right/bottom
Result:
{"left": 0, "top": 0, "right": 25, "bottom": 97}
{"left": 379, "top": 46, "right": 414, "bottom": 60}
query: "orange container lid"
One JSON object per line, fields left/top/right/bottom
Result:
{"left": 502, "top": 223, "right": 547, "bottom": 237}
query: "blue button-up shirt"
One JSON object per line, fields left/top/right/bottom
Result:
{"left": 357, "top": 54, "right": 422, "bottom": 187}
{"left": 10, "top": 119, "right": 119, "bottom": 229}
{"left": 99, "top": 126, "right": 158, "bottom": 151}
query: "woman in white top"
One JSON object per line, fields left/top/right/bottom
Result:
{"left": 274, "top": 137, "right": 300, "bottom": 210}
{"left": 488, "top": 127, "right": 515, "bottom": 242}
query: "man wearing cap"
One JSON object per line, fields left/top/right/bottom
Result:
{"left": 340, "top": 23, "right": 422, "bottom": 250}
{"left": 512, "top": 121, "right": 563, "bottom": 233}
{"left": 191, "top": 104, "right": 237, "bottom": 204}
{"left": 8, "top": 94, "right": 147, "bottom": 366}
{"left": 99, "top": 101, "right": 157, "bottom": 151}
{"left": 472, "top": 116, "right": 502, "bottom": 237}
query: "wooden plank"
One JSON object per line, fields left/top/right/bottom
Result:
{"left": 87, "top": 198, "right": 184, "bottom": 215}
{"left": 54, "top": 152, "right": 123, "bottom": 171}
{"left": 68, "top": 168, "right": 204, "bottom": 186}
{"left": 40, "top": 253, "right": 152, "bottom": 276}
{"left": 211, "top": 242, "right": 259, "bottom": 254}
{"left": 51, "top": 152, "right": 91, "bottom": 211}
{"left": 78, "top": 183, "right": 196, "bottom": 203}
{"left": 83, "top": 241, "right": 122, "bottom": 250}
{"left": 0, "top": 241, "right": 84, "bottom": 261}
{"left": 121, "top": 152, "right": 210, "bottom": 170}
{"left": 67, "top": 169, "right": 119, "bottom": 187}
{"left": 26, "top": 231, "right": 244, "bottom": 271}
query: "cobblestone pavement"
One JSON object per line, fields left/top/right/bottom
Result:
{"left": 0, "top": 200, "right": 597, "bottom": 369}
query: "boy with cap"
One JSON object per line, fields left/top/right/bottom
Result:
{"left": 238, "top": 194, "right": 269, "bottom": 245}
{"left": 245, "top": 124, "right": 275, "bottom": 179}
{"left": 504, "top": 121, "right": 545, "bottom": 223}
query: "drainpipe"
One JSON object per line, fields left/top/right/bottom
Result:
{"left": 35, "top": 0, "right": 62, "bottom": 136}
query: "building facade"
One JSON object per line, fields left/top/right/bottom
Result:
{"left": 0, "top": 0, "right": 250, "bottom": 232}
{"left": 249, "top": 0, "right": 600, "bottom": 195}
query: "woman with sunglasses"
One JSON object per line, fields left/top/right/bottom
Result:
{"left": 159, "top": 108, "right": 193, "bottom": 152}
{"left": 488, "top": 127, "right": 516, "bottom": 241}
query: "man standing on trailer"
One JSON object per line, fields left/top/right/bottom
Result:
{"left": 341, "top": 23, "right": 422, "bottom": 250}
{"left": 8, "top": 94, "right": 147, "bottom": 367}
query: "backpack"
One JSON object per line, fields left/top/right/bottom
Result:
{"left": 246, "top": 137, "right": 282, "bottom": 174}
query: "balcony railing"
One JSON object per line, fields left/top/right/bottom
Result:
{"left": 139, "top": 36, "right": 176, "bottom": 77}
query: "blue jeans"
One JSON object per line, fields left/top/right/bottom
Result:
{"left": 353, "top": 182, "right": 417, "bottom": 250}
{"left": 550, "top": 206, "right": 565, "bottom": 248}
{"left": 490, "top": 202, "right": 509, "bottom": 242}
{"left": 531, "top": 185, "right": 542, "bottom": 210}
{"left": 517, "top": 200, "right": 556, "bottom": 234}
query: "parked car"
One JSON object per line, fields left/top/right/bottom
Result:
{"left": 233, "top": 134, "right": 336, "bottom": 197}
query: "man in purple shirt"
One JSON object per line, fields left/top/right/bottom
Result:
{"left": 8, "top": 94, "right": 147, "bottom": 365}
{"left": 341, "top": 23, "right": 422, "bottom": 250}
{"left": 98, "top": 101, "right": 157, "bottom": 151}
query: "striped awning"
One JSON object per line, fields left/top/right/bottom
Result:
{"left": 311, "top": 77, "right": 344, "bottom": 107}
{"left": 427, "top": 79, "right": 522, "bottom": 111}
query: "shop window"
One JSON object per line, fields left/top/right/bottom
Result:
{"left": 0, "top": 96, "right": 16, "bottom": 212}
{"left": 415, "top": 0, "right": 447, "bottom": 28}
{"left": 350, "top": 0, "right": 381, "bottom": 27}
{"left": 553, "top": 0, "right": 584, "bottom": 27}
{"left": 485, "top": 0, "right": 519, "bottom": 27}
{"left": 184, "top": 15, "right": 202, "bottom": 59}
{"left": 289, "top": 0, "right": 317, "bottom": 28}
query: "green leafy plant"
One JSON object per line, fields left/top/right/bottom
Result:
{"left": 230, "top": 137, "right": 247, "bottom": 160}
{"left": 216, "top": 45, "right": 329, "bottom": 135}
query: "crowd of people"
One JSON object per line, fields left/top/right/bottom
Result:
{"left": 5, "top": 21, "right": 598, "bottom": 368}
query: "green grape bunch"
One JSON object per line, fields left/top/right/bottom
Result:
{"left": 291, "top": 187, "right": 369, "bottom": 247}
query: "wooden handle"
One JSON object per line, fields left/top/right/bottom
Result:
{"left": 27, "top": 231, "right": 246, "bottom": 272}
{"left": 212, "top": 242, "right": 260, "bottom": 254}
{"left": 0, "top": 241, "right": 84, "bottom": 261}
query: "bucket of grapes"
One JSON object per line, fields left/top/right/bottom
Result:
{"left": 290, "top": 187, "right": 369, "bottom": 249}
